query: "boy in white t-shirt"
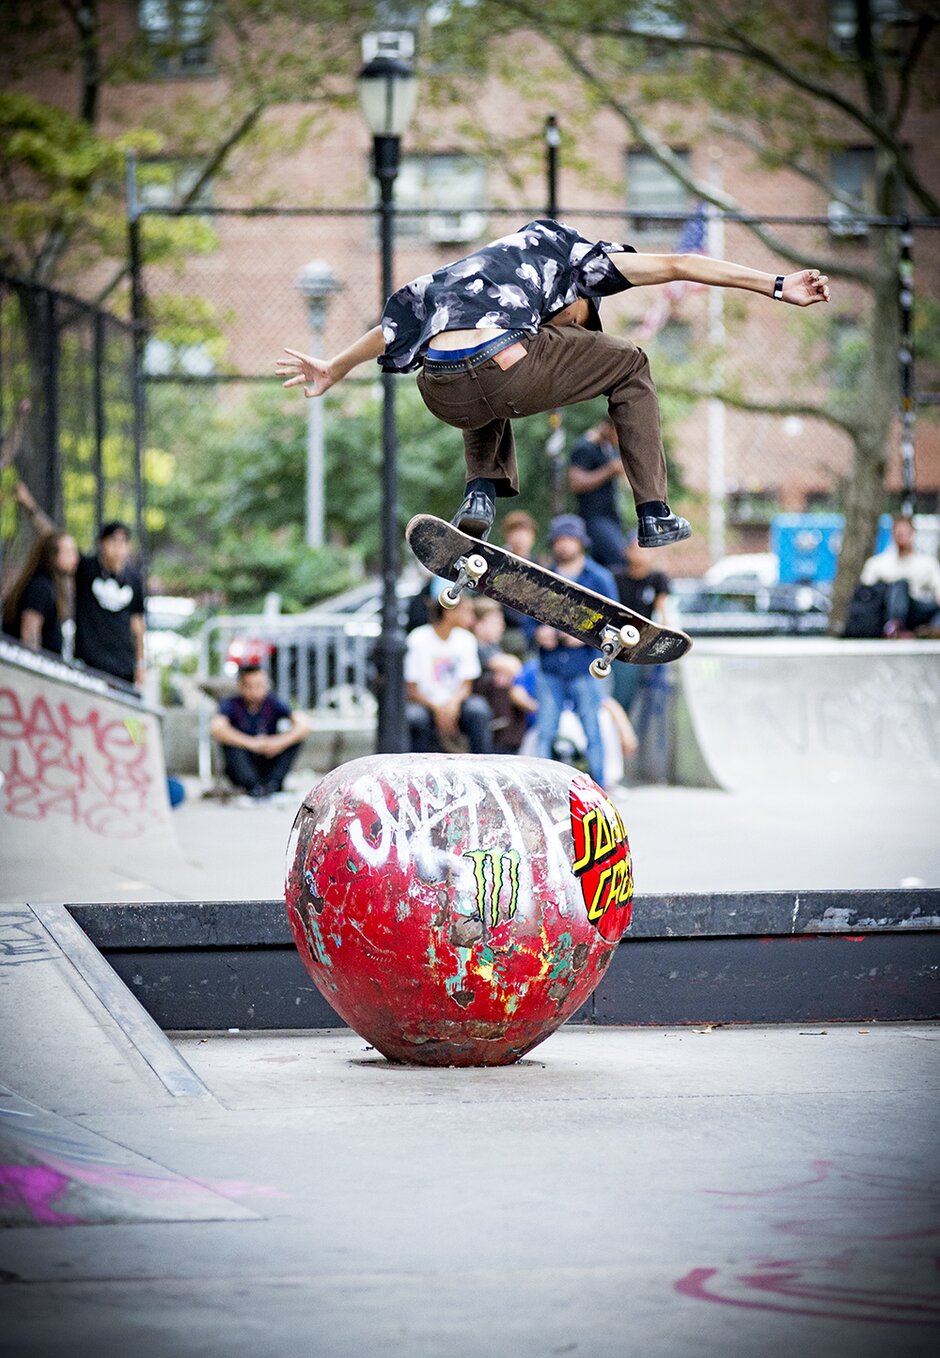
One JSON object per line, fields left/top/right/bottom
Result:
{"left": 861, "top": 516, "right": 940, "bottom": 635}
{"left": 405, "top": 594, "right": 493, "bottom": 753}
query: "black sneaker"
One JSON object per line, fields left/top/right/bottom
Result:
{"left": 451, "top": 489, "right": 496, "bottom": 540}
{"left": 636, "top": 506, "right": 692, "bottom": 548}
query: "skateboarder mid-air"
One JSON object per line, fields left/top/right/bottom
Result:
{"left": 278, "top": 219, "right": 829, "bottom": 547}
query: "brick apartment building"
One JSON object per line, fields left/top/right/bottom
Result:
{"left": 6, "top": 1, "right": 939, "bottom": 570}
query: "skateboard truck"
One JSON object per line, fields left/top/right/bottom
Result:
{"left": 439, "top": 553, "right": 488, "bottom": 609}
{"left": 589, "top": 624, "right": 641, "bottom": 679}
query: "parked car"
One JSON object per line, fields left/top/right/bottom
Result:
{"left": 670, "top": 579, "right": 831, "bottom": 637}
{"left": 145, "top": 595, "right": 201, "bottom": 666}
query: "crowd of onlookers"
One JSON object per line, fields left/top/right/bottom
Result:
{"left": 402, "top": 506, "right": 667, "bottom": 794}
{"left": 4, "top": 416, "right": 939, "bottom": 802}
{"left": 2, "top": 478, "right": 146, "bottom": 687}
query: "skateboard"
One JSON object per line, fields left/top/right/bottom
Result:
{"left": 406, "top": 514, "right": 692, "bottom": 676}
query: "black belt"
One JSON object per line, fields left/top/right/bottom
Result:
{"left": 422, "top": 330, "right": 528, "bottom": 372}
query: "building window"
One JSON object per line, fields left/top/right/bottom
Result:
{"left": 138, "top": 158, "right": 214, "bottom": 210}
{"left": 139, "top": 0, "right": 213, "bottom": 75}
{"left": 727, "top": 488, "right": 779, "bottom": 527}
{"left": 829, "top": 0, "right": 913, "bottom": 60}
{"left": 144, "top": 337, "right": 216, "bottom": 378}
{"left": 393, "top": 154, "right": 487, "bottom": 244}
{"left": 626, "top": 149, "right": 692, "bottom": 239}
{"left": 828, "top": 146, "right": 875, "bottom": 236}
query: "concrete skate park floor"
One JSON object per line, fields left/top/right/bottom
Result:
{"left": 4, "top": 1023, "right": 939, "bottom": 1358}
{"left": 117, "top": 771, "right": 940, "bottom": 902}
{"left": 4, "top": 769, "right": 934, "bottom": 907}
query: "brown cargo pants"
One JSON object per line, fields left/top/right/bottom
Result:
{"left": 415, "top": 322, "right": 668, "bottom": 506}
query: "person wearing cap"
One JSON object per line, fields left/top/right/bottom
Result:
{"left": 74, "top": 521, "right": 146, "bottom": 687}
{"left": 535, "top": 515, "right": 617, "bottom": 789}
{"left": 279, "top": 219, "right": 830, "bottom": 549}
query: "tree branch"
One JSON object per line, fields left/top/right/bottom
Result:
{"left": 722, "top": 18, "right": 937, "bottom": 216}
{"left": 520, "top": 1, "right": 940, "bottom": 217}
{"left": 891, "top": 12, "right": 938, "bottom": 134}
{"left": 549, "top": 33, "right": 872, "bottom": 284}
{"left": 661, "top": 383, "right": 859, "bottom": 439}
{"left": 92, "top": 102, "right": 267, "bottom": 308}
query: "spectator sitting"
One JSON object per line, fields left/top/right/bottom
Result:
{"left": 405, "top": 593, "right": 493, "bottom": 754}
{"left": 860, "top": 515, "right": 940, "bottom": 637}
{"left": 2, "top": 530, "right": 79, "bottom": 656}
{"left": 210, "top": 664, "right": 310, "bottom": 799}
{"left": 471, "top": 597, "right": 528, "bottom": 753}
{"left": 499, "top": 508, "right": 541, "bottom": 655}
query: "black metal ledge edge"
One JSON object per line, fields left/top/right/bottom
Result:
{"left": 59, "top": 894, "right": 940, "bottom": 1031}
{"left": 67, "top": 889, "right": 940, "bottom": 950}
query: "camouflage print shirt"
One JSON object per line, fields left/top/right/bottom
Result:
{"left": 378, "top": 218, "right": 636, "bottom": 373}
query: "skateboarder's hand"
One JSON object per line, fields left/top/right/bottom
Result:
{"left": 783, "top": 269, "right": 830, "bottom": 306}
{"left": 277, "top": 349, "right": 335, "bottom": 398}
{"left": 535, "top": 625, "right": 558, "bottom": 650}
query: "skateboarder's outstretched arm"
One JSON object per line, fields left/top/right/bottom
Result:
{"left": 277, "top": 325, "right": 386, "bottom": 398}
{"left": 611, "top": 252, "right": 830, "bottom": 306}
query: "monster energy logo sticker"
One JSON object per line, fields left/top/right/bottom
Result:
{"left": 462, "top": 849, "right": 521, "bottom": 926}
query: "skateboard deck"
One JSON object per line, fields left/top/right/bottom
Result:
{"left": 406, "top": 514, "right": 692, "bottom": 670}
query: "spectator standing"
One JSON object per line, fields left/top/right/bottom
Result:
{"left": 405, "top": 594, "right": 492, "bottom": 754}
{"left": 567, "top": 417, "right": 627, "bottom": 568}
{"left": 210, "top": 664, "right": 310, "bottom": 799}
{"left": 74, "top": 521, "right": 145, "bottom": 687}
{"left": 860, "top": 516, "right": 940, "bottom": 636}
{"left": 2, "top": 530, "right": 78, "bottom": 655}
{"left": 535, "top": 514, "right": 618, "bottom": 789}
{"left": 612, "top": 531, "right": 672, "bottom": 711}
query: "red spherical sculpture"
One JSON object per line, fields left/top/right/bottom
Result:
{"left": 285, "top": 753, "right": 633, "bottom": 1066}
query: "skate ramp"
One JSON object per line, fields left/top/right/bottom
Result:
{"left": 0, "top": 638, "right": 185, "bottom": 903}
{"left": 0, "top": 902, "right": 261, "bottom": 1227}
{"left": 673, "top": 639, "right": 940, "bottom": 795}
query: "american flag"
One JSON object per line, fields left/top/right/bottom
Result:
{"left": 634, "top": 206, "right": 708, "bottom": 342}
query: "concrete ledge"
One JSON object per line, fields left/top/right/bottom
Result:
{"left": 63, "top": 891, "right": 940, "bottom": 1032}
{"left": 68, "top": 888, "right": 940, "bottom": 948}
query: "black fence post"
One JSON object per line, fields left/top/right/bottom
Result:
{"left": 93, "top": 308, "right": 105, "bottom": 528}
{"left": 127, "top": 153, "right": 148, "bottom": 583}
{"left": 43, "top": 286, "right": 61, "bottom": 523}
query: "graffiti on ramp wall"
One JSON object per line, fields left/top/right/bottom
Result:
{"left": 0, "top": 643, "right": 164, "bottom": 839}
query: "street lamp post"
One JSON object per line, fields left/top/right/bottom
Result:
{"left": 358, "top": 44, "right": 418, "bottom": 754}
{"left": 296, "top": 260, "right": 342, "bottom": 549}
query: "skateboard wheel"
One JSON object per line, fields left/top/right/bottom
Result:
{"left": 589, "top": 657, "right": 611, "bottom": 680}
{"left": 619, "top": 625, "right": 641, "bottom": 647}
{"left": 465, "top": 554, "right": 488, "bottom": 581}
{"left": 440, "top": 587, "right": 462, "bottom": 609}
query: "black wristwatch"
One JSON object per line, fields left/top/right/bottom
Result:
{"left": 772, "top": 275, "right": 785, "bottom": 301}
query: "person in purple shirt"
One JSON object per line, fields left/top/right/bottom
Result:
{"left": 211, "top": 665, "right": 309, "bottom": 799}
{"left": 534, "top": 515, "right": 618, "bottom": 789}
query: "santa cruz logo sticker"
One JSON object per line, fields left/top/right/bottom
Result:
{"left": 569, "top": 776, "right": 633, "bottom": 942}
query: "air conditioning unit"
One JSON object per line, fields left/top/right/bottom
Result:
{"left": 427, "top": 211, "right": 487, "bottom": 244}
{"left": 362, "top": 31, "right": 414, "bottom": 62}
{"left": 828, "top": 200, "right": 869, "bottom": 238}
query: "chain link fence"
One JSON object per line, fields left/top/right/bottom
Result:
{"left": 0, "top": 274, "right": 140, "bottom": 589}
